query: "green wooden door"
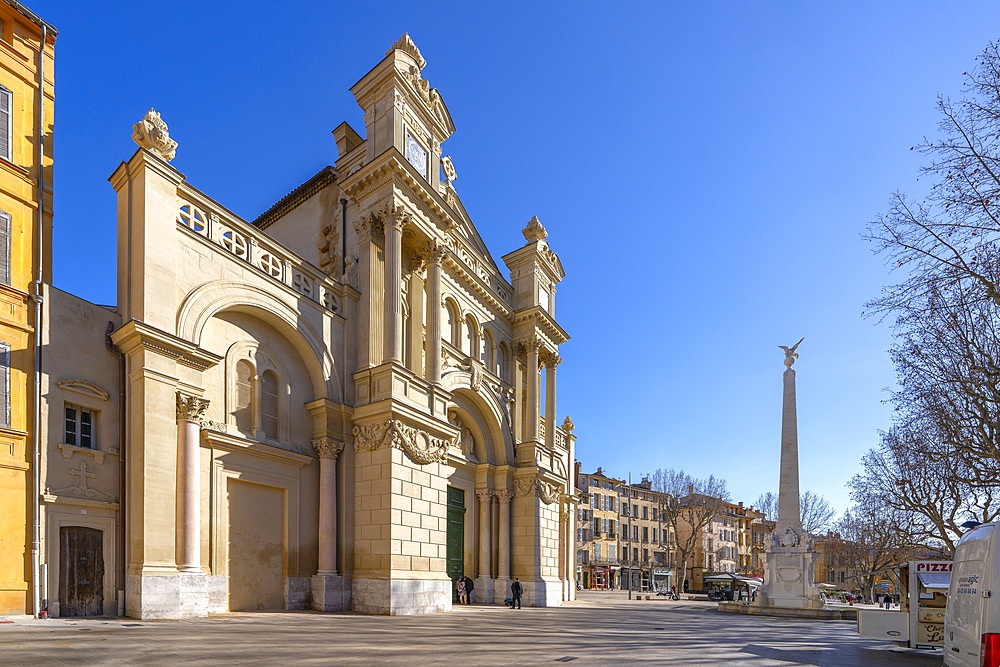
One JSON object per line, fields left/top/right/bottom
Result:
{"left": 446, "top": 486, "right": 466, "bottom": 601}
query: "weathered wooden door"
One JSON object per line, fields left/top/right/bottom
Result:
{"left": 59, "top": 526, "right": 104, "bottom": 617}
{"left": 446, "top": 486, "right": 465, "bottom": 601}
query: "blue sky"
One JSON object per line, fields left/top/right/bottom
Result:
{"left": 41, "top": 1, "right": 1000, "bottom": 517}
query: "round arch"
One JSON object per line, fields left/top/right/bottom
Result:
{"left": 439, "top": 374, "right": 514, "bottom": 466}
{"left": 176, "top": 280, "right": 337, "bottom": 401}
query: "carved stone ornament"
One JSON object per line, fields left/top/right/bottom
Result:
{"left": 522, "top": 216, "right": 548, "bottom": 242}
{"left": 313, "top": 437, "right": 346, "bottom": 461}
{"left": 469, "top": 359, "right": 483, "bottom": 392}
{"left": 475, "top": 488, "right": 493, "bottom": 503}
{"left": 317, "top": 210, "right": 341, "bottom": 276}
{"left": 495, "top": 489, "right": 514, "bottom": 504}
{"left": 386, "top": 33, "right": 426, "bottom": 70}
{"left": 352, "top": 418, "right": 454, "bottom": 465}
{"left": 561, "top": 416, "right": 575, "bottom": 433}
{"left": 777, "top": 527, "right": 800, "bottom": 548}
{"left": 176, "top": 392, "right": 210, "bottom": 422}
{"left": 441, "top": 156, "right": 457, "bottom": 183}
{"left": 132, "top": 108, "right": 178, "bottom": 161}
{"left": 513, "top": 478, "right": 536, "bottom": 497}
{"left": 538, "top": 481, "right": 560, "bottom": 505}
{"left": 199, "top": 419, "right": 228, "bottom": 433}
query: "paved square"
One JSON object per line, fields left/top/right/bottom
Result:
{"left": 0, "top": 593, "right": 942, "bottom": 666}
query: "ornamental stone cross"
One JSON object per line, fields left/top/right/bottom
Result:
{"left": 68, "top": 461, "right": 97, "bottom": 494}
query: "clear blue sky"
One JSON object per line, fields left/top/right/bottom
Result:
{"left": 41, "top": 1, "right": 1000, "bottom": 517}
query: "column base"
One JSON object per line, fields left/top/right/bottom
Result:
{"left": 473, "top": 576, "right": 494, "bottom": 604}
{"left": 351, "top": 577, "right": 451, "bottom": 615}
{"left": 494, "top": 576, "right": 511, "bottom": 605}
{"left": 311, "top": 573, "right": 351, "bottom": 611}
{"left": 126, "top": 573, "right": 209, "bottom": 619}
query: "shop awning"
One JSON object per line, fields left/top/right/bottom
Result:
{"left": 916, "top": 571, "right": 951, "bottom": 590}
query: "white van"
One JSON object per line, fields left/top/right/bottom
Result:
{"left": 944, "top": 522, "right": 1000, "bottom": 667}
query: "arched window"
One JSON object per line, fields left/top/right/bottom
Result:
{"left": 234, "top": 360, "right": 254, "bottom": 435}
{"left": 497, "top": 342, "right": 509, "bottom": 382}
{"left": 464, "top": 315, "right": 479, "bottom": 358}
{"left": 482, "top": 328, "right": 495, "bottom": 368}
{"left": 260, "top": 370, "right": 279, "bottom": 440}
{"left": 444, "top": 299, "right": 461, "bottom": 346}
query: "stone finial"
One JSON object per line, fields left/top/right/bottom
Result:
{"left": 561, "top": 416, "right": 575, "bottom": 433}
{"left": 441, "top": 155, "right": 457, "bottom": 184}
{"left": 522, "top": 215, "right": 548, "bottom": 242}
{"left": 386, "top": 33, "right": 426, "bottom": 70}
{"left": 132, "top": 108, "right": 177, "bottom": 161}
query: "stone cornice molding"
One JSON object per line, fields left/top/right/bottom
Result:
{"left": 353, "top": 418, "right": 454, "bottom": 465}
{"left": 513, "top": 306, "right": 570, "bottom": 347}
{"left": 176, "top": 392, "right": 210, "bottom": 422}
{"left": 110, "top": 320, "right": 223, "bottom": 372}
{"left": 200, "top": 429, "right": 312, "bottom": 468}
{"left": 312, "top": 437, "right": 346, "bottom": 461}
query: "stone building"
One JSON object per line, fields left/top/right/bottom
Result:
{"left": 40, "top": 34, "right": 578, "bottom": 618}
{"left": 0, "top": 0, "right": 55, "bottom": 617}
{"left": 576, "top": 467, "right": 622, "bottom": 589}
{"left": 620, "top": 477, "right": 674, "bottom": 592}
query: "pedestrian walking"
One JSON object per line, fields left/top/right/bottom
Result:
{"left": 510, "top": 577, "right": 523, "bottom": 609}
{"left": 883, "top": 593, "right": 891, "bottom": 609}
{"left": 463, "top": 575, "right": 475, "bottom": 604}
{"left": 456, "top": 578, "right": 467, "bottom": 605}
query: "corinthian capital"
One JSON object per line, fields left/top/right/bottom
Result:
{"left": 176, "top": 392, "right": 210, "bottom": 422}
{"left": 475, "top": 488, "right": 493, "bottom": 503}
{"left": 545, "top": 354, "right": 562, "bottom": 369}
{"left": 312, "top": 437, "right": 346, "bottom": 461}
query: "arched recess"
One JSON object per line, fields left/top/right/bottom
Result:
{"left": 443, "top": 297, "right": 461, "bottom": 346}
{"left": 464, "top": 314, "right": 479, "bottom": 358}
{"left": 439, "top": 375, "right": 514, "bottom": 466}
{"left": 176, "top": 280, "right": 337, "bottom": 402}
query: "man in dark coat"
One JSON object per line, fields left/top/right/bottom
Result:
{"left": 510, "top": 577, "right": 523, "bottom": 609}
{"left": 463, "top": 575, "right": 475, "bottom": 604}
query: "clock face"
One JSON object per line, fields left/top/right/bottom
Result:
{"left": 405, "top": 134, "right": 428, "bottom": 179}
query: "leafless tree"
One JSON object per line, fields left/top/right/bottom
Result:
{"left": 865, "top": 42, "right": 1000, "bottom": 315}
{"left": 850, "top": 423, "right": 1000, "bottom": 555}
{"left": 753, "top": 490, "right": 836, "bottom": 534}
{"left": 648, "top": 469, "right": 730, "bottom": 592}
{"left": 831, "top": 492, "right": 918, "bottom": 604}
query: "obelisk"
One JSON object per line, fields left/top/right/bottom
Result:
{"left": 760, "top": 338, "right": 822, "bottom": 609}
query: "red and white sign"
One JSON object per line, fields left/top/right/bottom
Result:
{"left": 914, "top": 561, "right": 952, "bottom": 573}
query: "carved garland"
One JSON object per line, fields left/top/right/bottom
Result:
{"left": 513, "top": 477, "right": 560, "bottom": 505}
{"left": 352, "top": 419, "right": 453, "bottom": 465}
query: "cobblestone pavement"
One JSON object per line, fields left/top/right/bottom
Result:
{"left": 0, "top": 591, "right": 943, "bottom": 666}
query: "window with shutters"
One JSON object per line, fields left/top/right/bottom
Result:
{"left": 0, "top": 211, "right": 9, "bottom": 285}
{"left": 0, "top": 342, "right": 7, "bottom": 426}
{"left": 64, "top": 404, "right": 94, "bottom": 448}
{"left": 0, "top": 86, "right": 10, "bottom": 162}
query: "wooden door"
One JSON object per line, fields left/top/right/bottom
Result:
{"left": 59, "top": 526, "right": 104, "bottom": 617}
{"left": 446, "top": 486, "right": 466, "bottom": 601}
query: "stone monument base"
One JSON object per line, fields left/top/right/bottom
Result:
{"left": 760, "top": 548, "right": 823, "bottom": 610}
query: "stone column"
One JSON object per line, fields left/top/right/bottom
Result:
{"left": 175, "top": 392, "right": 208, "bottom": 573}
{"left": 475, "top": 489, "right": 494, "bottom": 604}
{"left": 544, "top": 355, "right": 560, "bottom": 450}
{"left": 354, "top": 214, "right": 384, "bottom": 369}
{"left": 496, "top": 489, "right": 513, "bottom": 591}
{"left": 406, "top": 263, "right": 426, "bottom": 376}
{"left": 314, "top": 438, "right": 345, "bottom": 574}
{"left": 526, "top": 340, "right": 540, "bottom": 442}
{"left": 426, "top": 241, "right": 446, "bottom": 384}
{"left": 312, "top": 436, "right": 348, "bottom": 611}
{"left": 384, "top": 208, "right": 405, "bottom": 363}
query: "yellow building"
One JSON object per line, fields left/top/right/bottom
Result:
{"left": 0, "top": 0, "right": 54, "bottom": 617}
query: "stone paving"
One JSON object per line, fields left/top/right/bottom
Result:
{"left": 0, "top": 591, "right": 943, "bottom": 666}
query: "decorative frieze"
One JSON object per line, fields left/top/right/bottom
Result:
{"left": 352, "top": 418, "right": 454, "bottom": 465}
{"left": 513, "top": 477, "right": 560, "bottom": 505}
{"left": 312, "top": 437, "right": 346, "bottom": 461}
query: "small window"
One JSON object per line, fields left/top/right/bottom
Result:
{"left": 0, "top": 87, "right": 10, "bottom": 162}
{"left": 64, "top": 405, "right": 94, "bottom": 448}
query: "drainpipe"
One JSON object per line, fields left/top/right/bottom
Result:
{"left": 30, "top": 23, "right": 47, "bottom": 620}
{"left": 106, "top": 321, "right": 125, "bottom": 615}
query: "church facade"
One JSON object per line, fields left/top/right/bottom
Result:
{"left": 39, "top": 35, "right": 577, "bottom": 618}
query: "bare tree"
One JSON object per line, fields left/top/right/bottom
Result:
{"left": 865, "top": 41, "right": 1000, "bottom": 315}
{"left": 832, "top": 491, "right": 917, "bottom": 604}
{"left": 849, "top": 423, "right": 1000, "bottom": 555}
{"left": 648, "top": 469, "right": 730, "bottom": 592}
{"left": 753, "top": 490, "right": 836, "bottom": 534}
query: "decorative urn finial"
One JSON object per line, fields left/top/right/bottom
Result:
{"left": 522, "top": 215, "right": 548, "bottom": 242}
{"left": 132, "top": 108, "right": 177, "bottom": 161}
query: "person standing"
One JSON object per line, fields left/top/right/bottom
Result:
{"left": 510, "top": 577, "right": 523, "bottom": 609}
{"left": 464, "top": 575, "right": 475, "bottom": 605}
{"left": 456, "top": 577, "right": 467, "bottom": 605}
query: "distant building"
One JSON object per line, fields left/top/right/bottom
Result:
{"left": 577, "top": 467, "right": 622, "bottom": 589}
{"left": 619, "top": 477, "right": 674, "bottom": 592}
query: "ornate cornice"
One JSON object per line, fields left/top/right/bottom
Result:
{"left": 176, "top": 392, "right": 210, "bottom": 422}
{"left": 352, "top": 418, "right": 454, "bottom": 465}
{"left": 110, "top": 320, "right": 223, "bottom": 371}
{"left": 313, "top": 437, "right": 346, "bottom": 461}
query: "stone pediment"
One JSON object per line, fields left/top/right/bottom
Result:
{"left": 56, "top": 379, "right": 110, "bottom": 402}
